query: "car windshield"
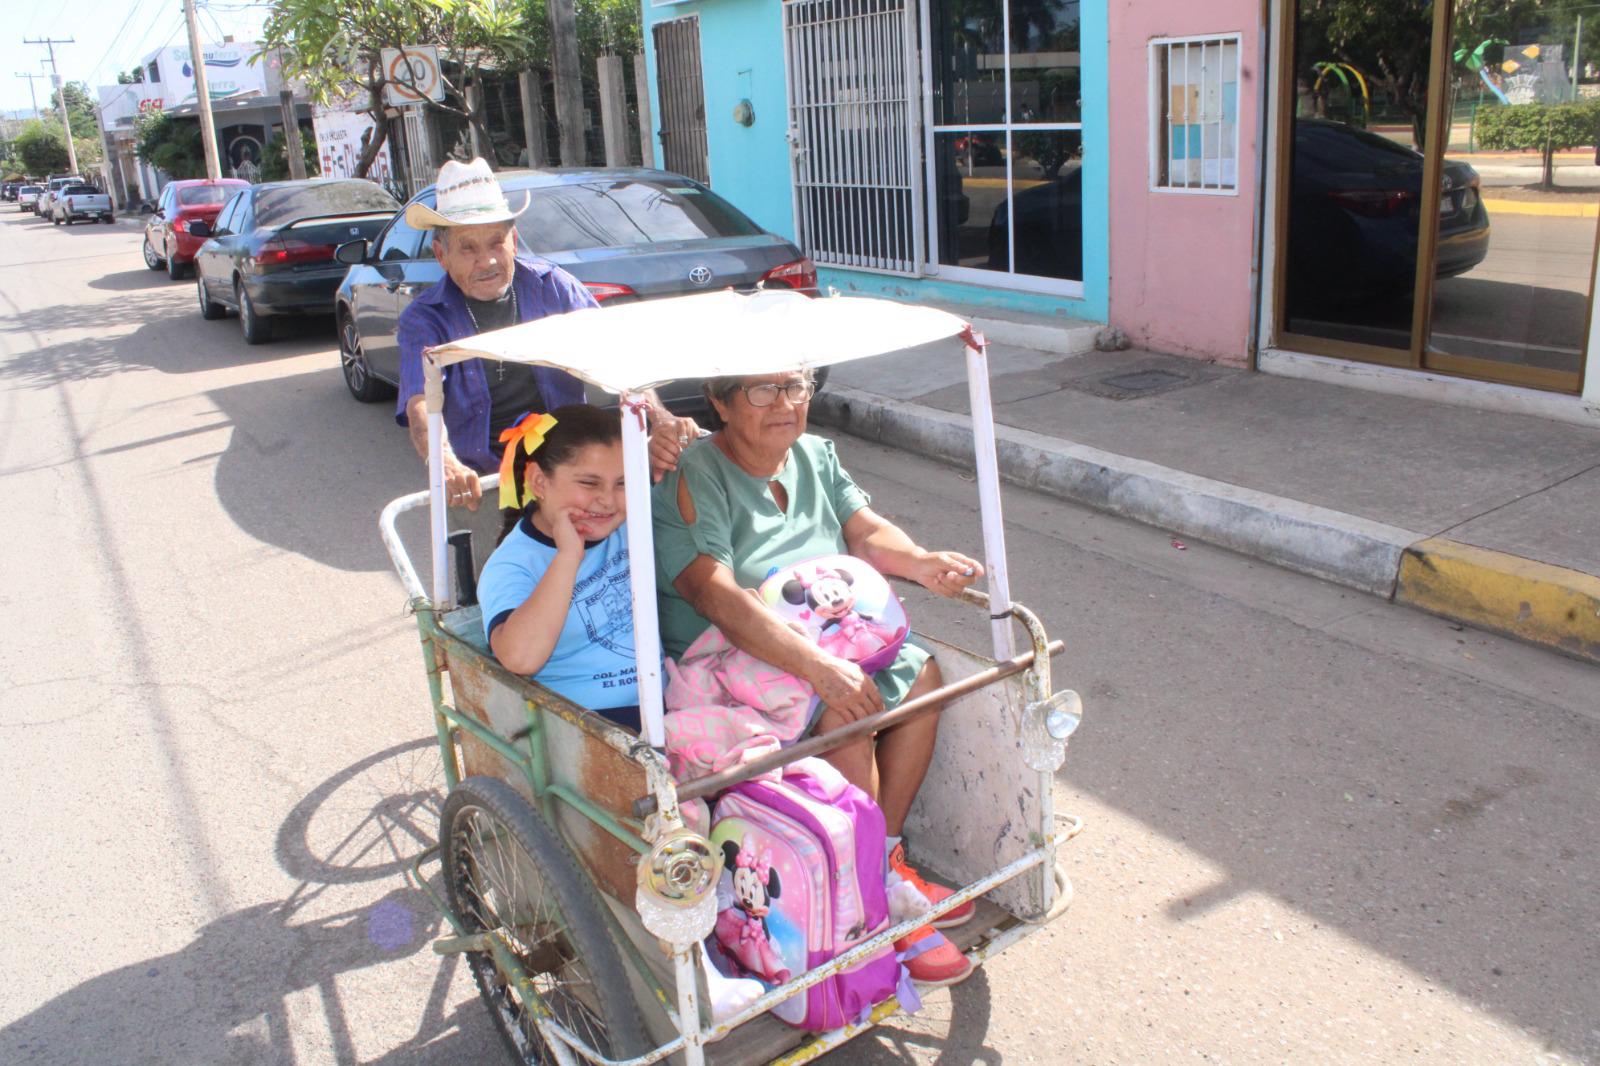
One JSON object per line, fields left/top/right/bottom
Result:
{"left": 254, "top": 181, "right": 398, "bottom": 228}
{"left": 21, "top": 186, "right": 40, "bottom": 194}
{"left": 513, "top": 179, "right": 763, "bottom": 253}
{"left": 64, "top": 185, "right": 98, "bottom": 195}
{"left": 179, "top": 184, "right": 243, "bottom": 206}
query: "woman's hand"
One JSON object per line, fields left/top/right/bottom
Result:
{"left": 805, "top": 653, "right": 884, "bottom": 723}
{"left": 909, "top": 550, "right": 984, "bottom": 598}
{"left": 649, "top": 415, "right": 701, "bottom": 482}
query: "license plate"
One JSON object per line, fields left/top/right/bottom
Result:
{"left": 1439, "top": 193, "right": 1456, "bottom": 216}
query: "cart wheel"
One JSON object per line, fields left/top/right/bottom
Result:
{"left": 441, "top": 776, "right": 649, "bottom": 1065}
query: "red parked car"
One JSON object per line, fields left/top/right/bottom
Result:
{"left": 142, "top": 179, "right": 249, "bottom": 280}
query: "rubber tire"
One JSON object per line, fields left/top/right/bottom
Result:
{"left": 103, "top": 215, "right": 114, "bottom": 224}
{"left": 167, "top": 249, "right": 187, "bottom": 280}
{"left": 53, "top": 213, "right": 61, "bottom": 226}
{"left": 339, "top": 311, "right": 393, "bottom": 402}
{"left": 236, "top": 279, "right": 272, "bottom": 345}
{"left": 197, "top": 273, "right": 226, "bottom": 320}
{"left": 143, "top": 236, "right": 162, "bottom": 271}
{"left": 440, "top": 776, "right": 649, "bottom": 1066}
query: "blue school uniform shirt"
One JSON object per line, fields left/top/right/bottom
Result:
{"left": 480, "top": 513, "right": 638, "bottom": 710}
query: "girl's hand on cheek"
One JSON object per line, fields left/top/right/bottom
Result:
{"left": 551, "top": 508, "right": 586, "bottom": 555}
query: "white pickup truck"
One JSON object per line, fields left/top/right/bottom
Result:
{"left": 51, "top": 183, "right": 114, "bottom": 225}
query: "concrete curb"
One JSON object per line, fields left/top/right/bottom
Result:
{"left": 812, "top": 385, "right": 1419, "bottom": 597}
{"left": 1397, "top": 539, "right": 1600, "bottom": 664}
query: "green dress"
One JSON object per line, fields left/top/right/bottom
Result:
{"left": 651, "top": 433, "right": 929, "bottom": 708}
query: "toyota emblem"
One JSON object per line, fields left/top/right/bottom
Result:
{"left": 688, "top": 266, "right": 713, "bottom": 286}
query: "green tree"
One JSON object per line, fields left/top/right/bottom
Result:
{"left": 49, "top": 80, "right": 102, "bottom": 143}
{"left": 15, "top": 121, "right": 71, "bottom": 174}
{"left": 117, "top": 66, "right": 145, "bottom": 85}
{"left": 260, "top": 0, "right": 531, "bottom": 177}
{"left": 1476, "top": 98, "right": 1600, "bottom": 188}
{"left": 135, "top": 112, "right": 207, "bottom": 179}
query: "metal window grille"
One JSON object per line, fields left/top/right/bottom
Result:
{"left": 653, "top": 17, "right": 709, "bottom": 184}
{"left": 1152, "top": 35, "right": 1240, "bottom": 193}
{"left": 784, "top": 0, "right": 924, "bottom": 274}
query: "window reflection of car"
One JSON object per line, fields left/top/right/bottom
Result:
{"left": 1287, "top": 118, "right": 1489, "bottom": 308}
{"left": 985, "top": 165, "right": 1083, "bottom": 281}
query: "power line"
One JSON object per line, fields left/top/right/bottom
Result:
{"left": 86, "top": 0, "right": 164, "bottom": 84}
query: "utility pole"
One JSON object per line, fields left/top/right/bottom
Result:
{"left": 1573, "top": 15, "right": 1586, "bottom": 96}
{"left": 23, "top": 37, "right": 79, "bottom": 173}
{"left": 14, "top": 72, "right": 45, "bottom": 120}
{"left": 180, "top": 0, "right": 223, "bottom": 179}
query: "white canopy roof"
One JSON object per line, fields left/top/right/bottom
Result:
{"left": 424, "top": 289, "right": 975, "bottom": 394}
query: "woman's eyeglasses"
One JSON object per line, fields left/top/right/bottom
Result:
{"left": 742, "top": 381, "right": 815, "bottom": 407}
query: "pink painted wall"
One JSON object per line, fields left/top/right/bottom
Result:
{"left": 1108, "top": 1, "right": 1262, "bottom": 367}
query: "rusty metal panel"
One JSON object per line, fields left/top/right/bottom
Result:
{"left": 440, "top": 638, "right": 648, "bottom": 904}
{"left": 902, "top": 636, "right": 1047, "bottom": 918}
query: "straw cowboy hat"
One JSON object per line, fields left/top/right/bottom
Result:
{"left": 404, "top": 157, "right": 529, "bottom": 229}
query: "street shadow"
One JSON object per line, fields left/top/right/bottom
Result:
{"left": 88, "top": 268, "right": 181, "bottom": 293}
{"left": 0, "top": 738, "right": 504, "bottom": 1065}
{"left": 846, "top": 969, "right": 1001, "bottom": 1065}
{"left": 0, "top": 304, "right": 338, "bottom": 388}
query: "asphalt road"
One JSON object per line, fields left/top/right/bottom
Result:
{"left": 2, "top": 208, "right": 1597, "bottom": 1066}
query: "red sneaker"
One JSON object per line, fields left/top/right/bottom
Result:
{"left": 894, "top": 925, "right": 974, "bottom": 987}
{"left": 888, "top": 842, "right": 974, "bottom": 928}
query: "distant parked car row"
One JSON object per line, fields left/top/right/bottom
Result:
{"left": 11, "top": 174, "right": 113, "bottom": 223}
{"left": 141, "top": 168, "right": 820, "bottom": 414}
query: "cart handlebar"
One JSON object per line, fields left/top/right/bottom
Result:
{"left": 632, "top": 638, "right": 1064, "bottom": 819}
{"left": 379, "top": 473, "right": 502, "bottom": 603}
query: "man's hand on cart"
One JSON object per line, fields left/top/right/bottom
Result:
{"left": 443, "top": 453, "right": 484, "bottom": 510}
{"left": 648, "top": 414, "right": 703, "bottom": 482}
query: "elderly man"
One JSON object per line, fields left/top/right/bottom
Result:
{"left": 396, "top": 158, "right": 688, "bottom": 531}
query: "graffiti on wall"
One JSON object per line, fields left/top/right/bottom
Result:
{"left": 312, "top": 104, "right": 395, "bottom": 185}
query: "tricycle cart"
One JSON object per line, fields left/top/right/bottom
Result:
{"left": 379, "top": 289, "right": 1085, "bottom": 1065}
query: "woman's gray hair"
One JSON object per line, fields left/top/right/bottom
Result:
{"left": 703, "top": 368, "right": 816, "bottom": 405}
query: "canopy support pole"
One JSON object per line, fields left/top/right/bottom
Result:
{"left": 965, "top": 336, "right": 1015, "bottom": 660}
{"left": 423, "top": 352, "right": 452, "bottom": 608}
{"left": 620, "top": 394, "right": 668, "bottom": 748}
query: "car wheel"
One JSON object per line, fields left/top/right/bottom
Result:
{"left": 339, "top": 312, "right": 393, "bottom": 402}
{"left": 52, "top": 213, "right": 61, "bottom": 226}
{"left": 142, "top": 236, "right": 162, "bottom": 271}
{"left": 166, "top": 250, "right": 187, "bottom": 280}
{"left": 236, "top": 279, "right": 272, "bottom": 345}
{"left": 197, "top": 272, "right": 226, "bottom": 320}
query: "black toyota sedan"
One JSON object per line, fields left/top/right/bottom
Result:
{"left": 191, "top": 178, "right": 400, "bottom": 344}
{"left": 331, "top": 168, "right": 817, "bottom": 407}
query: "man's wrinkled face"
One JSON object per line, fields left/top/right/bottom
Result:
{"left": 433, "top": 222, "right": 517, "bottom": 301}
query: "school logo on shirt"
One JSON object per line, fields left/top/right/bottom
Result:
{"left": 574, "top": 548, "right": 632, "bottom": 655}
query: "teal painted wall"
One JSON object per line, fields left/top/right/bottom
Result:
{"left": 640, "top": 0, "right": 797, "bottom": 240}
{"left": 641, "top": 0, "right": 1109, "bottom": 323}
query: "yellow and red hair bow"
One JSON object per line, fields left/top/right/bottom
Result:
{"left": 497, "top": 412, "right": 559, "bottom": 510}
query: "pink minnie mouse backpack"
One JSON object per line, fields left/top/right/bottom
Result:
{"left": 757, "top": 555, "right": 909, "bottom": 674}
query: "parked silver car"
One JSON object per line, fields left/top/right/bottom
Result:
{"left": 332, "top": 167, "right": 819, "bottom": 410}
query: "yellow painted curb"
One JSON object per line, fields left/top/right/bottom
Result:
{"left": 1481, "top": 198, "right": 1599, "bottom": 218}
{"left": 1396, "top": 538, "right": 1600, "bottom": 664}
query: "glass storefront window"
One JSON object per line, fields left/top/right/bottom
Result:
{"left": 928, "top": 0, "right": 1082, "bottom": 284}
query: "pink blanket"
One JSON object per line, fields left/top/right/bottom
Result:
{"left": 664, "top": 626, "right": 816, "bottom": 785}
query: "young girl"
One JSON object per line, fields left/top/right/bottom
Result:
{"left": 478, "top": 404, "right": 642, "bottom": 733}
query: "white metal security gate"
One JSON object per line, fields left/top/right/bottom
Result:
{"left": 653, "top": 16, "right": 710, "bottom": 184}
{"left": 784, "top": 0, "right": 924, "bottom": 274}
{"left": 401, "top": 107, "right": 434, "bottom": 198}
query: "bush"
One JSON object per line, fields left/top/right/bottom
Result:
{"left": 15, "top": 122, "right": 70, "bottom": 175}
{"left": 1475, "top": 99, "right": 1600, "bottom": 189}
{"left": 135, "top": 112, "right": 207, "bottom": 180}
{"left": 260, "top": 129, "right": 320, "bottom": 182}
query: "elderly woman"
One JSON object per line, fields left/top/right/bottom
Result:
{"left": 650, "top": 369, "right": 983, "bottom": 986}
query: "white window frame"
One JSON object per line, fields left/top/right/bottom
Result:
{"left": 1149, "top": 33, "right": 1242, "bottom": 196}
{"left": 918, "top": 0, "right": 1086, "bottom": 296}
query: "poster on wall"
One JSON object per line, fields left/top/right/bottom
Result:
{"left": 312, "top": 103, "right": 395, "bottom": 186}
{"left": 162, "top": 43, "right": 270, "bottom": 104}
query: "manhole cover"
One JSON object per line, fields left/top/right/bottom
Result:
{"left": 1100, "top": 369, "right": 1187, "bottom": 393}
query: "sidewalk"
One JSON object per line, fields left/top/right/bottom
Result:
{"left": 813, "top": 339, "right": 1600, "bottom": 664}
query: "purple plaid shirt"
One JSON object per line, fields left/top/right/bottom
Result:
{"left": 395, "top": 255, "right": 598, "bottom": 473}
